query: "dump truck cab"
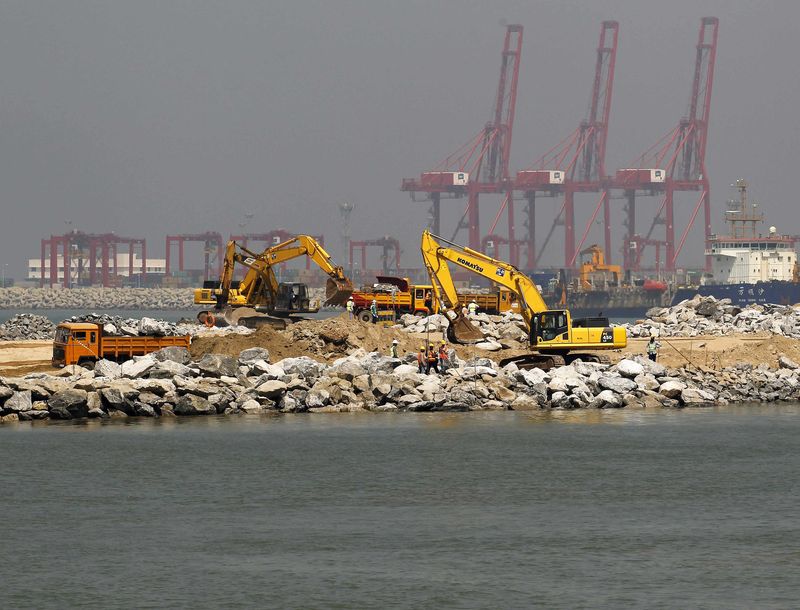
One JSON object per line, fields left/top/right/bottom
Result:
{"left": 52, "top": 322, "right": 102, "bottom": 367}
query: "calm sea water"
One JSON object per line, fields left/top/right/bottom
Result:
{"left": 1, "top": 406, "right": 798, "bottom": 609}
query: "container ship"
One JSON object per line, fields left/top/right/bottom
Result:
{"left": 671, "top": 179, "right": 800, "bottom": 307}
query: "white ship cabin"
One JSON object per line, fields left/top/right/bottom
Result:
{"left": 707, "top": 230, "right": 796, "bottom": 284}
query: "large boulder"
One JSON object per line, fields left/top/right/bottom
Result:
{"left": 47, "top": 389, "right": 89, "bottom": 419}
{"left": 277, "top": 357, "right": 326, "bottom": 381}
{"left": 3, "top": 391, "right": 33, "bottom": 413}
{"left": 329, "top": 360, "right": 367, "bottom": 381}
{"left": 250, "top": 360, "right": 285, "bottom": 379}
{"left": 616, "top": 359, "right": 645, "bottom": 379}
{"left": 238, "top": 347, "right": 271, "bottom": 366}
{"left": 148, "top": 359, "right": 194, "bottom": 379}
{"left": 120, "top": 355, "right": 157, "bottom": 379}
{"left": 680, "top": 387, "right": 716, "bottom": 406}
{"left": 94, "top": 359, "right": 122, "bottom": 379}
{"left": 153, "top": 346, "right": 191, "bottom": 365}
{"left": 255, "top": 380, "right": 288, "bottom": 400}
{"left": 173, "top": 394, "right": 215, "bottom": 416}
{"left": 593, "top": 389, "right": 622, "bottom": 408}
{"left": 510, "top": 394, "right": 541, "bottom": 411}
{"left": 305, "top": 389, "right": 331, "bottom": 408}
{"left": 778, "top": 355, "right": 800, "bottom": 370}
{"left": 99, "top": 386, "right": 136, "bottom": 415}
{"left": 659, "top": 380, "right": 686, "bottom": 399}
{"left": 196, "top": 354, "right": 238, "bottom": 378}
{"left": 598, "top": 376, "right": 637, "bottom": 394}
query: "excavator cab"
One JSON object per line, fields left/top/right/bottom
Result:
{"left": 274, "top": 282, "right": 314, "bottom": 313}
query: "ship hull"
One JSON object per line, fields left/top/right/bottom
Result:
{"left": 546, "top": 289, "right": 670, "bottom": 319}
{"left": 671, "top": 281, "right": 800, "bottom": 307}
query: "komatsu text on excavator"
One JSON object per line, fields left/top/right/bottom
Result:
{"left": 420, "top": 231, "right": 627, "bottom": 369}
{"left": 194, "top": 235, "right": 353, "bottom": 328}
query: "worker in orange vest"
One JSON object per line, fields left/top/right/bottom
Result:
{"left": 437, "top": 340, "right": 450, "bottom": 372}
{"left": 426, "top": 345, "right": 440, "bottom": 375}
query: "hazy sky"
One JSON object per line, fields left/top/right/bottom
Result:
{"left": 1, "top": 0, "right": 798, "bottom": 278}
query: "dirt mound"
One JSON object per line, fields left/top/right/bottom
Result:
{"left": 189, "top": 315, "right": 439, "bottom": 362}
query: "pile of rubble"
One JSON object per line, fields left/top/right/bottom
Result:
{"left": 0, "top": 287, "right": 196, "bottom": 310}
{"left": 11, "top": 339, "right": 800, "bottom": 422}
{"left": 0, "top": 314, "right": 56, "bottom": 341}
{"left": 63, "top": 313, "right": 200, "bottom": 337}
{"left": 395, "top": 311, "right": 529, "bottom": 350}
{"left": 624, "top": 295, "right": 800, "bottom": 338}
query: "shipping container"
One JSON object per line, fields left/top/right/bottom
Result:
{"left": 515, "top": 169, "right": 565, "bottom": 188}
{"left": 420, "top": 171, "right": 469, "bottom": 188}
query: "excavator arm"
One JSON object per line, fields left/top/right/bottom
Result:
{"left": 420, "top": 231, "right": 627, "bottom": 358}
{"left": 216, "top": 235, "right": 353, "bottom": 310}
{"left": 261, "top": 236, "right": 353, "bottom": 305}
{"left": 421, "top": 230, "right": 546, "bottom": 343}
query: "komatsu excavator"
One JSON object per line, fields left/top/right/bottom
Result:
{"left": 195, "top": 235, "right": 353, "bottom": 328}
{"left": 420, "top": 231, "right": 627, "bottom": 369}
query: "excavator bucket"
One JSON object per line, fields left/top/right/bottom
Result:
{"left": 220, "top": 306, "right": 288, "bottom": 330}
{"left": 325, "top": 278, "right": 354, "bottom": 306}
{"left": 446, "top": 311, "right": 485, "bottom": 344}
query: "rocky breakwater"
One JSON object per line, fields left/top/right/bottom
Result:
{"left": 625, "top": 294, "right": 800, "bottom": 338}
{"left": 5, "top": 343, "right": 796, "bottom": 423}
{"left": 0, "top": 287, "right": 195, "bottom": 310}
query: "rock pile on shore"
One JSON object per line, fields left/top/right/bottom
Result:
{"left": 624, "top": 295, "right": 800, "bottom": 338}
{"left": 395, "top": 311, "right": 528, "bottom": 349}
{"left": 0, "top": 314, "right": 56, "bottom": 341}
{"left": 4, "top": 342, "right": 797, "bottom": 423}
{"left": 0, "top": 287, "right": 195, "bottom": 310}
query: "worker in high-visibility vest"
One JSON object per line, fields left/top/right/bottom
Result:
{"left": 370, "top": 299, "right": 378, "bottom": 324}
{"left": 438, "top": 340, "right": 450, "bottom": 372}
{"left": 346, "top": 297, "right": 355, "bottom": 320}
{"left": 467, "top": 299, "right": 479, "bottom": 315}
{"left": 390, "top": 339, "right": 399, "bottom": 359}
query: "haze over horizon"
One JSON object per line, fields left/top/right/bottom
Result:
{"left": 1, "top": 0, "right": 798, "bottom": 279}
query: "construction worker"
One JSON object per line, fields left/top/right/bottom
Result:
{"left": 426, "top": 345, "right": 440, "bottom": 375}
{"left": 647, "top": 336, "right": 661, "bottom": 362}
{"left": 346, "top": 296, "right": 355, "bottom": 320}
{"left": 467, "top": 299, "right": 479, "bottom": 315}
{"left": 438, "top": 340, "right": 449, "bottom": 372}
{"left": 417, "top": 346, "right": 426, "bottom": 373}
{"left": 370, "top": 299, "right": 378, "bottom": 324}
{"left": 390, "top": 339, "right": 400, "bottom": 359}
{"left": 424, "top": 290, "right": 433, "bottom": 313}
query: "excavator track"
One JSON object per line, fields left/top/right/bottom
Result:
{"left": 499, "top": 353, "right": 566, "bottom": 371}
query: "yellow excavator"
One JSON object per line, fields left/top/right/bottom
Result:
{"left": 420, "top": 230, "right": 627, "bottom": 369}
{"left": 195, "top": 235, "right": 353, "bottom": 328}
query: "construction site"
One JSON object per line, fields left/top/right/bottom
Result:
{"left": 21, "top": 18, "right": 729, "bottom": 318}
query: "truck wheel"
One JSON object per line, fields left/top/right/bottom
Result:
{"left": 357, "top": 310, "right": 372, "bottom": 323}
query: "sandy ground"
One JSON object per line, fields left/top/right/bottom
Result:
{"left": 3, "top": 318, "right": 799, "bottom": 376}
{"left": 0, "top": 341, "right": 53, "bottom": 376}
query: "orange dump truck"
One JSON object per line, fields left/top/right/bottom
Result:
{"left": 52, "top": 322, "right": 191, "bottom": 367}
{"left": 351, "top": 276, "right": 518, "bottom": 321}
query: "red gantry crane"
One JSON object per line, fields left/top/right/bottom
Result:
{"left": 614, "top": 16, "right": 718, "bottom": 272}
{"left": 40, "top": 232, "right": 147, "bottom": 288}
{"left": 512, "top": 20, "right": 619, "bottom": 271}
{"left": 402, "top": 24, "right": 523, "bottom": 253}
{"left": 349, "top": 236, "right": 402, "bottom": 274}
{"left": 165, "top": 232, "right": 224, "bottom": 281}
